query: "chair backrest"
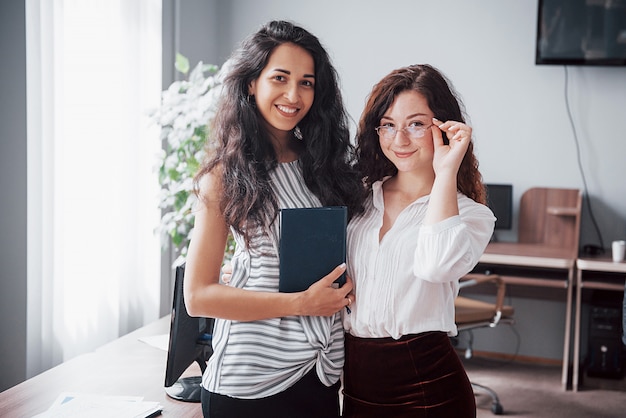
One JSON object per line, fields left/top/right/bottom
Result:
{"left": 517, "top": 187, "right": 582, "bottom": 257}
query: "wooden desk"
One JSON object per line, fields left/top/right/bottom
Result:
{"left": 472, "top": 242, "right": 576, "bottom": 390}
{"left": 572, "top": 256, "right": 626, "bottom": 392}
{"left": 0, "top": 316, "right": 203, "bottom": 418}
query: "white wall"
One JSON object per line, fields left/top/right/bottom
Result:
{"left": 219, "top": 0, "right": 626, "bottom": 249}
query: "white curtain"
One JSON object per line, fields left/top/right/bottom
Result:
{"left": 26, "top": 0, "right": 162, "bottom": 378}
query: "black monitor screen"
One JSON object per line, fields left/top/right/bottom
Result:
{"left": 536, "top": 0, "right": 626, "bottom": 66}
{"left": 164, "top": 263, "right": 214, "bottom": 402}
{"left": 485, "top": 184, "right": 513, "bottom": 230}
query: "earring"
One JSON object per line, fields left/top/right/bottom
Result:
{"left": 293, "top": 126, "right": 303, "bottom": 140}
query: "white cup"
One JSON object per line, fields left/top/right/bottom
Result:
{"left": 611, "top": 240, "right": 626, "bottom": 262}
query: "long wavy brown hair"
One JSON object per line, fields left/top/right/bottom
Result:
{"left": 355, "top": 64, "right": 486, "bottom": 204}
{"left": 194, "top": 21, "right": 365, "bottom": 247}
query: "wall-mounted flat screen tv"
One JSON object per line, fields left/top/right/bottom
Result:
{"left": 536, "top": 0, "right": 626, "bottom": 66}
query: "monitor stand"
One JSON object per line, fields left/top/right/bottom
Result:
{"left": 165, "top": 357, "right": 208, "bottom": 403}
{"left": 165, "top": 375, "right": 203, "bottom": 402}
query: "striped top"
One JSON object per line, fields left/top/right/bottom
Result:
{"left": 343, "top": 178, "right": 495, "bottom": 339}
{"left": 202, "top": 160, "right": 345, "bottom": 399}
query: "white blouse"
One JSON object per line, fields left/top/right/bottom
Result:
{"left": 343, "top": 178, "right": 496, "bottom": 339}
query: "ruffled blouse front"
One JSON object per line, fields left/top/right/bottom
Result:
{"left": 343, "top": 179, "right": 495, "bottom": 339}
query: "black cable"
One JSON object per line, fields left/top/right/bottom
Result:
{"left": 563, "top": 66, "right": 605, "bottom": 250}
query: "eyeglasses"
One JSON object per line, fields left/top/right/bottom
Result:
{"left": 375, "top": 123, "right": 433, "bottom": 140}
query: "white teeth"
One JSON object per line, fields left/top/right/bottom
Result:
{"left": 277, "top": 105, "right": 297, "bottom": 114}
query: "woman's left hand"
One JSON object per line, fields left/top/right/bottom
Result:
{"left": 430, "top": 117, "right": 472, "bottom": 175}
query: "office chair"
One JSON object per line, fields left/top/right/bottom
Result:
{"left": 455, "top": 273, "right": 515, "bottom": 415}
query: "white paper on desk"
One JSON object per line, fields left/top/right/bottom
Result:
{"left": 47, "top": 393, "right": 144, "bottom": 408}
{"left": 33, "top": 392, "right": 162, "bottom": 418}
{"left": 138, "top": 333, "right": 169, "bottom": 351}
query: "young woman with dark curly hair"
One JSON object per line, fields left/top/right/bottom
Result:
{"left": 183, "top": 20, "right": 364, "bottom": 418}
{"left": 342, "top": 64, "right": 495, "bottom": 417}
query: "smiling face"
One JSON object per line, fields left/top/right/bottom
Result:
{"left": 248, "top": 42, "right": 315, "bottom": 141}
{"left": 378, "top": 90, "right": 435, "bottom": 174}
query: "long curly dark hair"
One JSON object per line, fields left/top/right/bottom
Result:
{"left": 355, "top": 64, "right": 486, "bottom": 204}
{"left": 194, "top": 20, "right": 365, "bottom": 246}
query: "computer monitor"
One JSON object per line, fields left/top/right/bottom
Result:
{"left": 164, "top": 263, "right": 214, "bottom": 402}
{"left": 485, "top": 184, "right": 513, "bottom": 231}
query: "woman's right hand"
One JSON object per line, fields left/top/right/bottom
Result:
{"left": 221, "top": 262, "right": 233, "bottom": 284}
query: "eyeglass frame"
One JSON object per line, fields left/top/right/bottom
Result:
{"left": 374, "top": 123, "right": 434, "bottom": 140}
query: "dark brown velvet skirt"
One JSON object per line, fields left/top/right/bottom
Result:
{"left": 342, "top": 331, "right": 476, "bottom": 418}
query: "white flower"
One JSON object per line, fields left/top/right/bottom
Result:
{"left": 150, "top": 56, "right": 222, "bottom": 257}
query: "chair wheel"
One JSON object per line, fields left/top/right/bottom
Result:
{"left": 491, "top": 402, "right": 503, "bottom": 415}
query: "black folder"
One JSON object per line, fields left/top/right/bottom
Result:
{"left": 278, "top": 206, "right": 347, "bottom": 293}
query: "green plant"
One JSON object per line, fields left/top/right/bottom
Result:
{"left": 151, "top": 54, "right": 224, "bottom": 263}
